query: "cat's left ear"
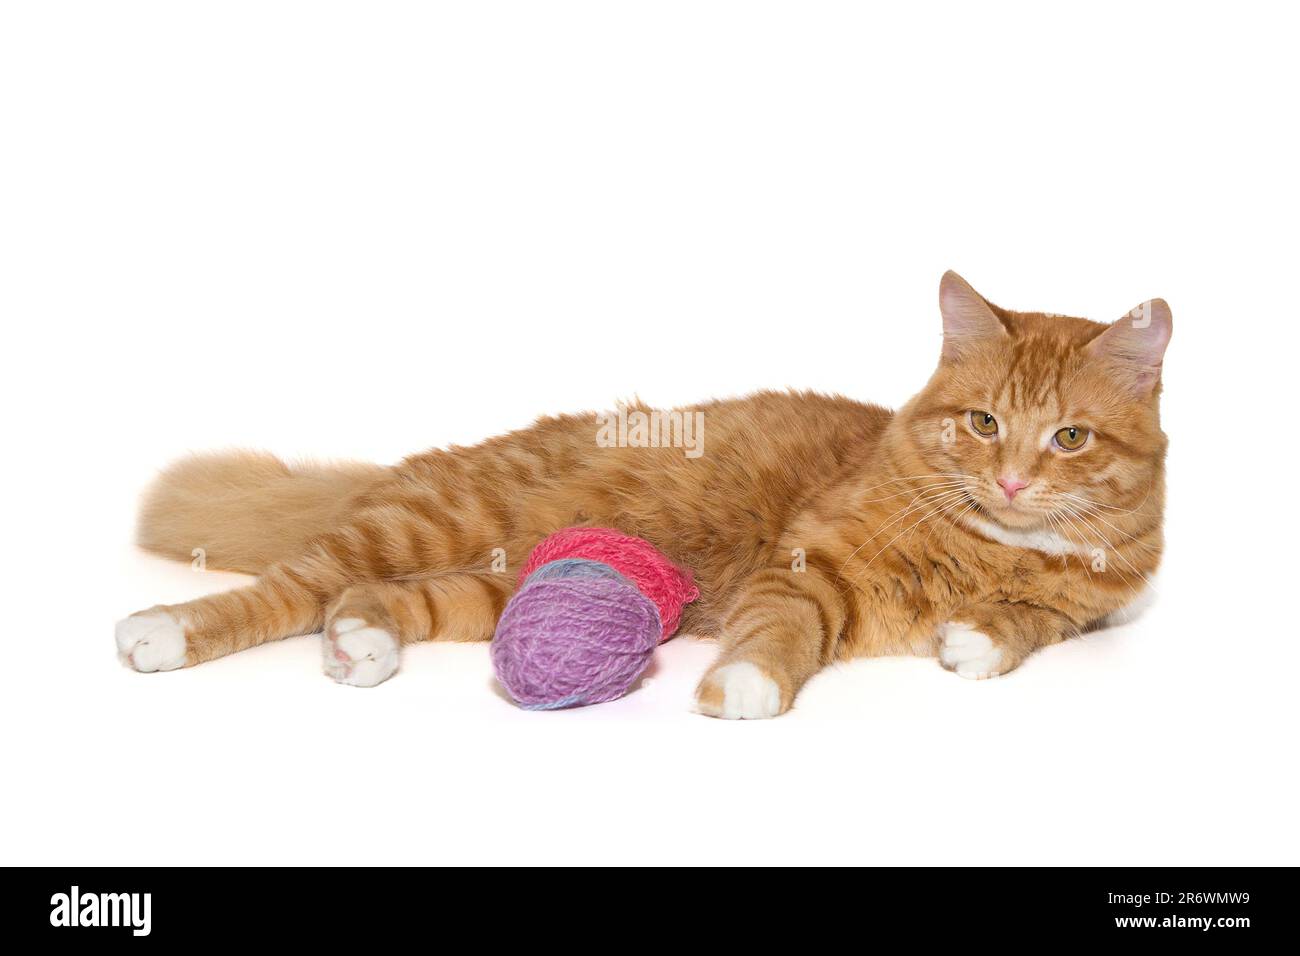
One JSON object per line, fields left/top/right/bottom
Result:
{"left": 1085, "top": 299, "right": 1173, "bottom": 396}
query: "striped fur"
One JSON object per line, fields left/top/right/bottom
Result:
{"left": 120, "top": 273, "right": 1170, "bottom": 716}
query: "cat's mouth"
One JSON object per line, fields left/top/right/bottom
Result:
{"left": 970, "top": 495, "right": 1047, "bottom": 530}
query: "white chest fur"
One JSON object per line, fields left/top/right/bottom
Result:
{"left": 959, "top": 513, "right": 1087, "bottom": 557}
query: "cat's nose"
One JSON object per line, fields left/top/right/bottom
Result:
{"left": 997, "top": 476, "right": 1029, "bottom": 502}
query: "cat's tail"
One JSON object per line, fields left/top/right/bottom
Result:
{"left": 136, "top": 451, "right": 389, "bottom": 574}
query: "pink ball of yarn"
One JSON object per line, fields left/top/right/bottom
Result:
{"left": 518, "top": 527, "right": 700, "bottom": 638}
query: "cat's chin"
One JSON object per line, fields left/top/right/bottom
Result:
{"left": 970, "top": 500, "right": 1047, "bottom": 531}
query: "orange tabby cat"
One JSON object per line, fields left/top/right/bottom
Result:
{"left": 116, "top": 272, "right": 1171, "bottom": 717}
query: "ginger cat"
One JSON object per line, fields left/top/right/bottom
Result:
{"left": 116, "top": 272, "right": 1171, "bottom": 718}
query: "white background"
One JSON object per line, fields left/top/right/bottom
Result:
{"left": 2, "top": 1, "right": 1297, "bottom": 865}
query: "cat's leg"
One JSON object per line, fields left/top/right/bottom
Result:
{"left": 116, "top": 478, "right": 519, "bottom": 678}
{"left": 321, "top": 572, "right": 515, "bottom": 687}
{"left": 115, "top": 562, "right": 338, "bottom": 673}
{"left": 936, "top": 602, "right": 1078, "bottom": 679}
{"left": 695, "top": 568, "right": 846, "bottom": 719}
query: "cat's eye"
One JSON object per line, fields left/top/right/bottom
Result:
{"left": 969, "top": 411, "right": 998, "bottom": 437}
{"left": 1054, "top": 426, "right": 1090, "bottom": 451}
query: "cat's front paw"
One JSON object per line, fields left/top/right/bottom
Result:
{"left": 115, "top": 610, "right": 188, "bottom": 672}
{"left": 323, "top": 617, "right": 400, "bottom": 687}
{"left": 938, "top": 622, "right": 1013, "bottom": 680}
{"left": 695, "top": 661, "right": 786, "bottom": 719}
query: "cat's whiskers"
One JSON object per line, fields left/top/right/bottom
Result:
{"left": 853, "top": 486, "right": 971, "bottom": 557}
{"left": 836, "top": 482, "right": 973, "bottom": 575}
{"left": 907, "top": 491, "right": 982, "bottom": 552}
{"left": 857, "top": 478, "right": 969, "bottom": 505}
{"left": 854, "top": 482, "right": 969, "bottom": 539}
{"left": 920, "top": 494, "right": 980, "bottom": 550}
{"left": 1055, "top": 503, "right": 1161, "bottom": 597}
{"left": 1057, "top": 496, "right": 1162, "bottom": 556}
{"left": 1052, "top": 507, "right": 1146, "bottom": 603}
{"left": 1058, "top": 485, "right": 1155, "bottom": 518}
{"left": 913, "top": 498, "right": 977, "bottom": 561}
{"left": 847, "top": 489, "right": 974, "bottom": 584}
{"left": 1045, "top": 509, "right": 1093, "bottom": 584}
{"left": 854, "top": 473, "right": 970, "bottom": 498}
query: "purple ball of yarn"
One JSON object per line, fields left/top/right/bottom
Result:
{"left": 491, "top": 573, "right": 662, "bottom": 710}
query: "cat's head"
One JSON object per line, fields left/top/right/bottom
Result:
{"left": 898, "top": 271, "right": 1171, "bottom": 531}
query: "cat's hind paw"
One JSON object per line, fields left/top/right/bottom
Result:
{"left": 323, "top": 617, "right": 400, "bottom": 687}
{"left": 938, "top": 622, "right": 1009, "bottom": 680}
{"left": 695, "top": 661, "right": 785, "bottom": 719}
{"left": 115, "top": 610, "right": 188, "bottom": 672}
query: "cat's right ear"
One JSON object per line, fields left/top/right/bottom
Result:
{"left": 939, "top": 270, "right": 1007, "bottom": 363}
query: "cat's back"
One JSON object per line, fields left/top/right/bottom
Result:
{"left": 696, "top": 389, "right": 891, "bottom": 463}
{"left": 594, "top": 390, "right": 892, "bottom": 583}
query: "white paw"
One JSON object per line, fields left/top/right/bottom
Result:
{"left": 115, "top": 610, "right": 188, "bottom": 672}
{"left": 324, "top": 617, "right": 400, "bottom": 687}
{"left": 696, "top": 661, "right": 783, "bottom": 719}
{"left": 938, "top": 622, "right": 1005, "bottom": 680}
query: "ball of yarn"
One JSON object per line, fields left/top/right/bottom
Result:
{"left": 524, "top": 557, "right": 632, "bottom": 587}
{"left": 518, "top": 527, "right": 699, "bottom": 638}
{"left": 491, "top": 575, "right": 661, "bottom": 710}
